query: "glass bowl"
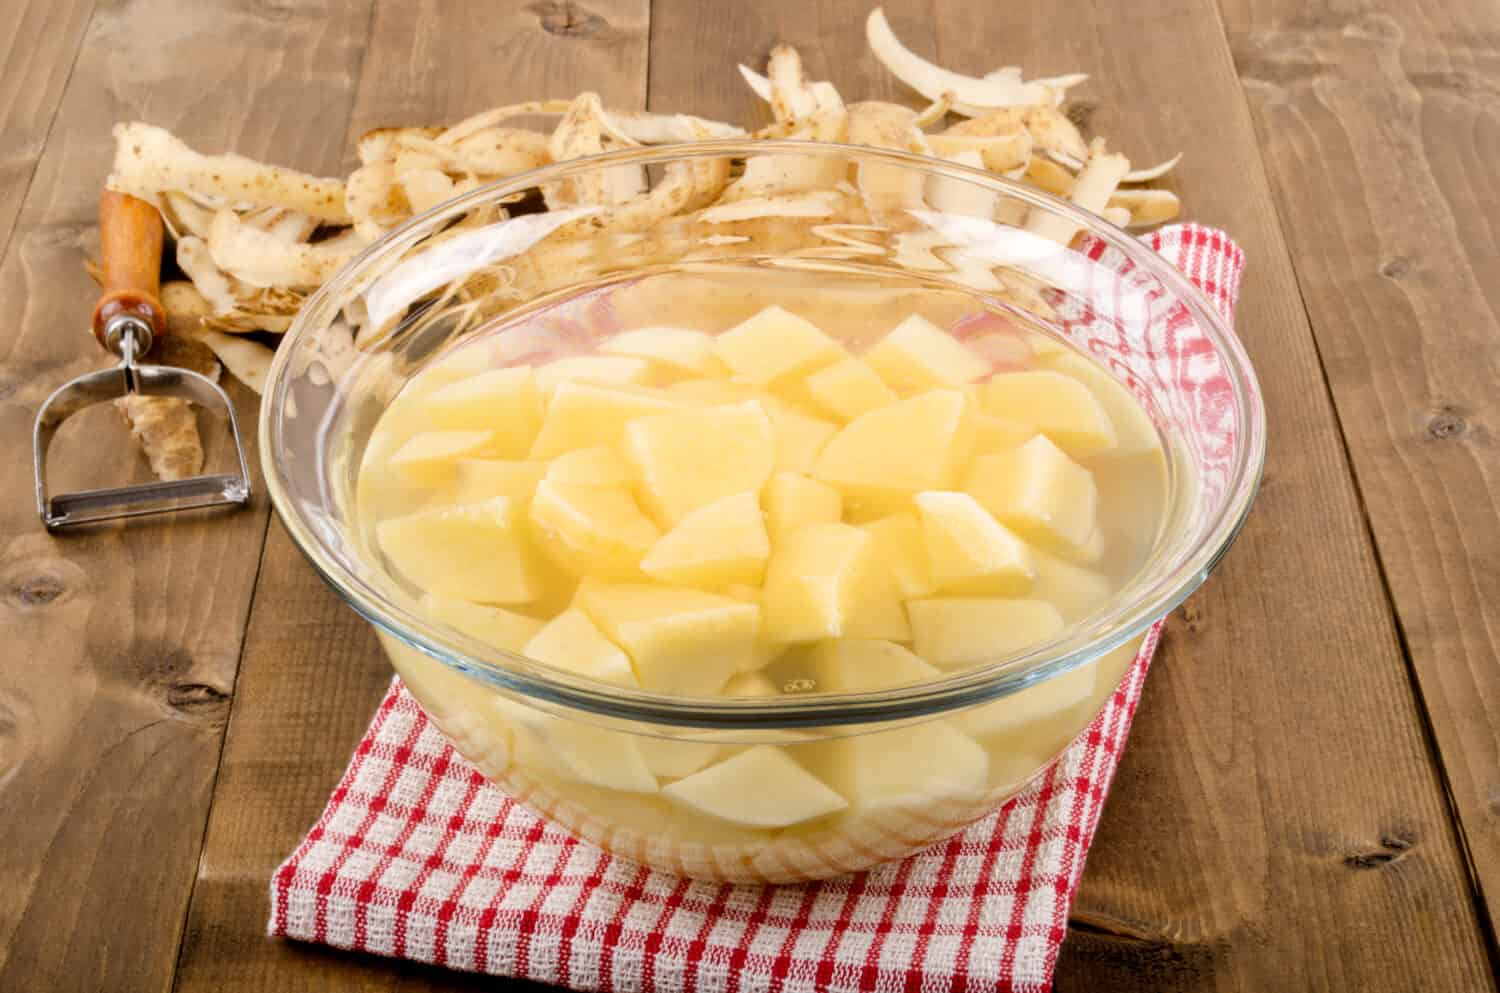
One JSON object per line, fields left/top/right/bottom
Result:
{"left": 262, "top": 141, "right": 1264, "bottom": 883}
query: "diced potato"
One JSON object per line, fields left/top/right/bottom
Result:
{"left": 801, "top": 721, "right": 988, "bottom": 809}
{"left": 1027, "top": 331, "right": 1069, "bottom": 358}
{"left": 579, "top": 583, "right": 760, "bottom": 695}
{"left": 624, "top": 402, "right": 775, "bottom": 526}
{"left": 1029, "top": 550, "right": 1113, "bottom": 621}
{"left": 713, "top": 305, "right": 842, "bottom": 386}
{"left": 664, "top": 378, "right": 761, "bottom": 405}
{"left": 914, "top": 491, "right": 1036, "bottom": 596}
{"left": 539, "top": 721, "right": 660, "bottom": 793}
{"left": 861, "top": 513, "right": 934, "bottom": 599}
{"left": 420, "top": 366, "right": 543, "bottom": 457}
{"left": 450, "top": 458, "right": 548, "bottom": 504}
{"left": 1062, "top": 526, "right": 1106, "bottom": 566}
{"left": 762, "top": 523, "right": 910, "bottom": 643}
{"left": 640, "top": 492, "right": 771, "bottom": 589}
{"left": 536, "top": 355, "right": 653, "bottom": 395}
{"left": 544, "top": 446, "right": 635, "bottom": 487}
{"left": 813, "top": 389, "right": 975, "bottom": 504}
{"left": 764, "top": 472, "right": 843, "bottom": 545}
{"left": 421, "top": 593, "right": 546, "bottom": 651}
{"left": 763, "top": 398, "right": 838, "bottom": 474}
{"left": 907, "top": 597, "right": 1065, "bottom": 668}
{"left": 377, "top": 496, "right": 541, "bottom": 604}
{"left": 663, "top": 745, "right": 847, "bottom": 827}
{"left": 865, "top": 315, "right": 989, "bottom": 393}
{"left": 806, "top": 639, "right": 941, "bottom": 692}
{"left": 389, "top": 430, "right": 497, "bottom": 485}
{"left": 602, "top": 327, "right": 728, "bottom": 377}
{"left": 723, "top": 671, "right": 779, "bottom": 698}
{"left": 964, "top": 436, "right": 1098, "bottom": 553}
{"left": 634, "top": 736, "right": 722, "bottom": 779}
{"left": 803, "top": 358, "right": 898, "bottom": 422}
{"left": 1041, "top": 352, "right": 1162, "bottom": 457}
{"left": 723, "top": 584, "right": 788, "bottom": 672}
{"left": 529, "top": 381, "right": 677, "bottom": 458}
{"left": 954, "top": 663, "right": 1097, "bottom": 739}
{"left": 523, "top": 608, "right": 637, "bottom": 687}
{"left": 970, "top": 413, "right": 1035, "bottom": 456}
{"left": 528, "top": 479, "right": 660, "bottom": 576}
{"left": 971, "top": 370, "right": 1118, "bottom": 458}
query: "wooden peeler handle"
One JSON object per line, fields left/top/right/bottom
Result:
{"left": 91, "top": 190, "right": 166, "bottom": 351}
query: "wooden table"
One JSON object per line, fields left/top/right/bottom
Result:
{"left": 2, "top": 1, "right": 1497, "bottom": 989}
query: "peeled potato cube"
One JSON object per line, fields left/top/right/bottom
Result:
{"left": 530, "top": 380, "right": 677, "bottom": 458}
{"left": 813, "top": 389, "right": 975, "bottom": 504}
{"left": 862, "top": 513, "right": 935, "bottom": 599}
{"left": 954, "top": 663, "right": 1097, "bottom": 739}
{"left": 964, "top": 436, "right": 1098, "bottom": 553}
{"left": 723, "top": 671, "right": 779, "bottom": 697}
{"left": 1042, "top": 352, "right": 1162, "bottom": 457}
{"left": 450, "top": 458, "right": 548, "bottom": 505}
{"left": 664, "top": 378, "right": 762, "bottom": 405}
{"left": 390, "top": 430, "right": 495, "bottom": 484}
{"left": 802, "top": 721, "right": 988, "bottom": 810}
{"left": 763, "top": 398, "right": 838, "bottom": 474}
{"left": 624, "top": 402, "right": 774, "bottom": 527}
{"left": 544, "top": 446, "right": 635, "bottom": 487}
{"left": 601, "top": 327, "right": 728, "bottom": 377}
{"left": 972, "top": 370, "right": 1118, "bottom": 458}
{"left": 907, "top": 597, "right": 1065, "bottom": 668}
{"left": 713, "top": 305, "right": 842, "bottom": 386}
{"left": 762, "top": 523, "right": 910, "bottom": 643}
{"left": 971, "top": 413, "right": 1036, "bottom": 456}
{"left": 377, "top": 496, "right": 540, "bottom": 604}
{"left": 915, "top": 491, "right": 1036, "bottom": 596}
{"left": 724, "top": 584, "right": 788, "bottom": 672}
{"left": 634, "top": 737, "right": 722, "bottom": 779}
{"left": 865, "top": 314, "right": 990, "bottom": 393}
{"left": 640, "top": 492, "right": 770, "bottom": 589}
{"left": 536, "top": 355, "right": 653, "bottom": 395}
{"left": 523, "top": 608, "right": 637, "bottom": 687}
{"left": 765, "top": 473, "right": 843, "bottom": 544}
{"left": 1030, "top": 550, "right": 1113, "bottom": 621}
{"left": 545, "top": 721, "right": 660, "bottom": 793}
{"left": 422, "top": 593, "right": 545, "bottom": 651}
{"left": 579, "top": 583, "right": 760, "bottom": 696}
{"left": 803, "top": 358, "right": 898, "bottom": 422}
{"left": 807, "top": 639, "right": 941, "bottom": 692}
{"left": 420, "top": 366, "right": 543, "bottom": 457}
{"left": 528, "top": 479, "right": 660, "bottom": 577}
{"left": 663, "top": 745, "right": 847, "bottom": 827}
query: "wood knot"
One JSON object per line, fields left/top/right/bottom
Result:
{"left": 1344, "top": 833, "right": 1413, "bottom": 869}
{"left": 1379, "top": 257, "right": 1410, "bottom": 279}
{"left": 1065, "top": 102, "right": 1097, "bottom": 134}
{"left": 1425, "top": 407, "right": 1468, "bottom": 440}
{"left": 1177, "top": 601, "right": 1206, "bottom": 633}
{"left": 167, "top": 681, "right": 232, "bottom": 715}
{"left": 529, "top": 1, "right": 606, "bottom": 37}
{"left": 2, "top": 557, "right": 87, "bottom": 609}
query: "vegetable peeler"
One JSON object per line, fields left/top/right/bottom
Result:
{"left": 32, "top": 190, "right": 252, "bottom": 529}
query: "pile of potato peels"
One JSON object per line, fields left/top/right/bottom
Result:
{"left": 99, "top": 9, "right": 1180, "bottom": 481}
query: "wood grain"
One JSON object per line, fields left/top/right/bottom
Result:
{"left": 919, "top": 0, "right": 1497, "bottom": 988}
{"left": 1219, "top": 0, "right": 1500, "bottom": 936}
{"left": 0, "top": 0, "right": 96, "bottom": 255}
{"left": 0, "top": 1, "right": 372, "bottom": 991}
{"left": 169, "top": 2, "right": 649, "bottom": 990}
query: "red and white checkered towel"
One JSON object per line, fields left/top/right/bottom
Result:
{"left": 270, "top": 224, "right": 1245, "bottom": 993}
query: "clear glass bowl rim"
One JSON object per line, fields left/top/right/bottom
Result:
{"left": 261, "top": 139, "right": 1266, "bottom": 731}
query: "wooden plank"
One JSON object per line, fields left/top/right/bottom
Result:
{"left": 1218, "top": 0, "right": 1500, "bottom": 937}
{"left": 0, "top": 2, "right": 373, "bottom": 991}
{"left": 169, "top": 2, "right": 649, "bottom": 989}
{"left": 642, "top": 1, "right": 1497, "bottom": 990}
{"left": 0, "top": 0, "right": 95, "bottom": 253}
